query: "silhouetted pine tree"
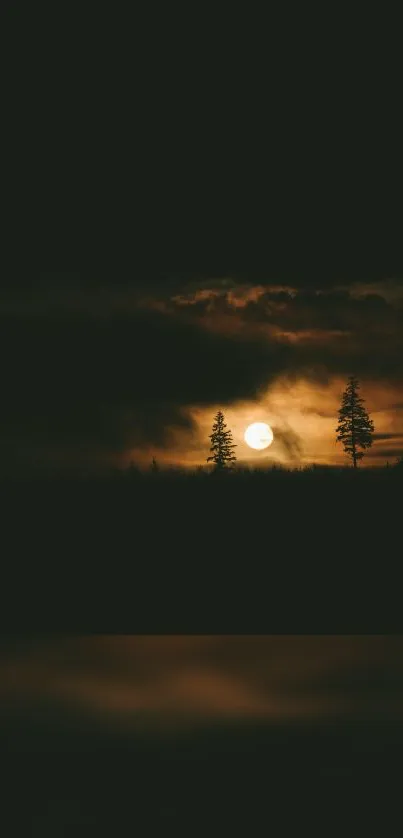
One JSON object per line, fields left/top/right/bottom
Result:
{"left": 207, "top": 410, "right": 237, "bottom": 470}
{"left": 336, "top": 376, "right": 374, "bottom": 467}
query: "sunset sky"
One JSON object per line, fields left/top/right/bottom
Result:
{"left": 1, "top": 272, "right": 402, "bottom": 474}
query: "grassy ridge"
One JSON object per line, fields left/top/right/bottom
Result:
{"left": 1, "top": 465, "right": 401, "bottom": 630}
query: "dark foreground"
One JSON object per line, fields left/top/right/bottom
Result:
{"left": 1, "top": 708, "right": 402, "bottom": 836}
{"left": 1, "top": 465, "right": 402, "bottom": 630}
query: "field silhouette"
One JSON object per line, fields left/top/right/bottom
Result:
{"left": 2, "top": 462, "right": 401, "bottom": 629}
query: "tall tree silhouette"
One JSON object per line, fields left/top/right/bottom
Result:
{"left": 336, "top": 376, "right": 374, "bottom": 467}
{"left": 207, "top": 410, "right": 237, "bottom": 470}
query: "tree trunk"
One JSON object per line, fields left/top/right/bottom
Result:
{"left": 351, "top": 402, "right": 357, "bottom": 468}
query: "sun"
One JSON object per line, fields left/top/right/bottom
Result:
{"left": 244, "top": 422, "right": 274, "bottom": 450}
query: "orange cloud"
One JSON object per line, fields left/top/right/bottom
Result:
{"left": 126, "top": 375, "right": 402, "bottom": 469}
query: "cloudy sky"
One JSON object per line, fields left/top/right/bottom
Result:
{"left": 1, "top": 272, "right": 402, "bottom": 473}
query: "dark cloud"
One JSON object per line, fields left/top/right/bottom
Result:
{"left": 371, "top": 448, "right": 403, "bottom": 459}
{"left": 373, "top": 433, "right": 403, "bottom": 441}
{"left": 169, "top": 288, "right": 403, "bottom": 376}
{"left": 301, "top": 406, "right": 335, "bottom": 418}
{"left": 239, "top": 288, "right": 402, "bottom": 334}
{"left": 271, "top": 423, "right": 303, "bottom": 461}
{"left": 0, "top": 308, "right": 292, "bottom": 468}
{"left": 1, "top": 276, "right": 402, "bottom": 471}
{"left": 239, "top": 289, "right": 403, "bottom": 385}
{"left": 224, "top": 270, "right": 403, "bottom": 289}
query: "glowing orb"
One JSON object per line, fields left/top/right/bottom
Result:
{"left": 244, "top": 422, "right": 274, "bottom": 450}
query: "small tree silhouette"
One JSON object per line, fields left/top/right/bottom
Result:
{"left": 207, "top": 410, "right": 237, "bottom": 471}
{"left": 336, "top": 376, "right": 374, "bottom": 468}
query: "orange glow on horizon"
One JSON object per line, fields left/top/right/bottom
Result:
{"left": 125, "top": 376, "right": 402, "bottom": 470}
